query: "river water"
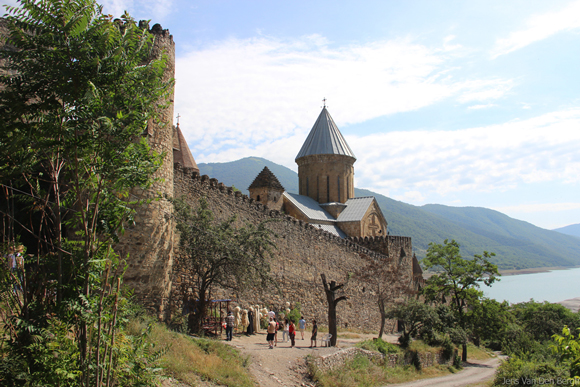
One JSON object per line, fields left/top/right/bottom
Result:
{"left": 481, "top": 267, "right": 580, "bottom": 304}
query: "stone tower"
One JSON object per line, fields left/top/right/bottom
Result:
{"left": 116, "top": 23, "right": 176, "bottom": 319}
{"left": 248, "top": 166, "right": 285, "bottom": 211}
{"left": 296, "top": 106, "right": 356, "bottom": 204}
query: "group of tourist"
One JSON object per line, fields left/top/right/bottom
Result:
{"left": 266, "top": 315, "right": 317, "bottom": 349}
{"left": 224, "top": 310, "right": 321, "bottom": 349}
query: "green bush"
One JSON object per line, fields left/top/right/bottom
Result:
{"left": 453, "top": 354, "right": 462, "bottom": 369}
{"left": 493, "top": 356, "right": 567, "bottom": 386}
{"left": 356, "top": 338, "right": 400, "bottom": 355}
{"left": 441, "top": 335, "right": 455, "bottom": 361}
{"left": 287, "top": 302, "right": 301, "bottom": 324}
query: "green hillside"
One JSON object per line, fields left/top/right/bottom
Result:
{"left": 198, "top": 157, "right": 299, "bottom": 194}
{"left": 420, "top": 204, "right": 580, "bottom": 270}
{"left": 553, "top": 223, "right": 580, "bottom": 239}
{"left": 197, "top": 157, "right": 580, "bottom": 270}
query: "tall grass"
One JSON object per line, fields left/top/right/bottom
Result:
{"left": 309, "top": 339, "right": 493, "bottom": 387}
{"left": 129, "top": 320, "right": 254, "bottom": 387}
{"left": 310, "top": 353, "right": 455, "bottom": 387}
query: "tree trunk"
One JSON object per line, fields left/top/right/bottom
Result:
{"left": 378, "top": 298, "right": 386, "bottom": 338}
{"left": 462, "top": 343, "right": 467, "bottom": 362}
{"left": 321, "top": 274, "right": 347, "bottom": 347}
{"left": 190, "top": 284, "right": 209, "bottom": 334}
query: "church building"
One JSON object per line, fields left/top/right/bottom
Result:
{"left": 249, "top": 105, "right": 389, "bottom": 239}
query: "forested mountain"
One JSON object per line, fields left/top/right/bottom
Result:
{"left": 553, "top": 223, "right": 580, "bottom": 239}
{"left": 197, "top": 157, "right": 580, "bottom": 270}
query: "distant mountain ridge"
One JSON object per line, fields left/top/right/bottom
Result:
{"left": 553, "top": 224, "right": 580, "bottom": 239}
{"left": 197, "top": 157, "right": 580, "bottom": 270}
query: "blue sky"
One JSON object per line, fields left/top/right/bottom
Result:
{"left": 9, "top": 0, "right": 580, "bottom": 229}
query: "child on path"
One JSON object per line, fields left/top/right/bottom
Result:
{"left": 299, "top": 316, "right": 306, "bottom": 340}
{"left": 289, "top": 320, "right": 296, "bottom": 348}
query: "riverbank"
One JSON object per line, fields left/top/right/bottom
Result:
{"left": 557, "top": 297, "right": 580, "bottom": 313}
{"left": 499, "top": 265, "right": 580, "bottom": 276}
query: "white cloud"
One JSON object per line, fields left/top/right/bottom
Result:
{"left": 100, "top": 0, "right": 174, "bottom": 19}
{"left": 175, "top": 34, "right": 512, "bottom": 166}
{"left": 457, "top": 79, "right": 514, "bottom": 103}
{"left": 100, "top": 0, "right": 133, "bottom": 17}
{"left": 493, "top": 202, "right": 580, "bottom": 214}
{"left": 350, "top": 108, "right": 580, "bottom": 201}
{"left": 468, "top": 104, "right": 497, "bottom": 110}
{"left": 492, "top": 0, "right": 580, "bottom": 58}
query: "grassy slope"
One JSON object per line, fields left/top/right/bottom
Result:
{"left": 197, "top": 157, "right": 580, "bottom": 270}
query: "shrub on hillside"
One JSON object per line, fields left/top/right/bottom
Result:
{"left": 492, "top": 356, "right": 567, "bottom": 386}
{"left": 356, "top": 338, "right": 400, "bottom": 355}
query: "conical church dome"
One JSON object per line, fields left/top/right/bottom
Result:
{"left": 295, "top": 105, "right": 356, "bottom": 204}
{"left": 296, "top": 107, "right": 356, "bottom": 160}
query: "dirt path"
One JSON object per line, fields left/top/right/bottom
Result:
{"left": 226, "top": 332, "right": 503, "bottom": 387}
{"left": 386, "top": 355, "right": 505, "bottom": 387}
{"left": 226, "top": 331, "right": 388, "bottom": 387}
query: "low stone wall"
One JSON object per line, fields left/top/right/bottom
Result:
{"left": 310, "top": 347, "right": 384, "bottom": 372}
{"left": 310, "top": 347, "right": 456, "bottom": 373}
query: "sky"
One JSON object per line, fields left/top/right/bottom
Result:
{"left": 6, "top": 0, "right": 579, "bottom": 230}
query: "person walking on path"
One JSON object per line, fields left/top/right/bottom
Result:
{"left": 267, "top": 317, "right": 276, "bottom": 349}
{"left": 299, "top": 316, "right": 306, "bottom": 340}
{"left": 225, "top": 311, "right": 235, "bottom": 341}
{"left": 310, "top": 320, "right": 318, "bottom": 348}
{"left": 288, "top": 320, "right": 296, "bottom": 348}
{"left": 282, "top": 319, "right": 290, "bottom": 342}
{"left": 274, "top": 317, "right": 279, "bottom": 347}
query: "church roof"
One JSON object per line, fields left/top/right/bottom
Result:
{"left": 337, "top": 197, "right": 375, "bottom": 222}
{"left": 173, "top": 124, "right": 199, "bottom": 172}
{"left": 295, "top": 107, "right": 356, "bottom": 160}
{"left": 283, "top": 192, "right": 387, "bottom": 238}
{"left": 283, "top": 192, "right": 336, "bottom": 221}
{"left": 248, "top": 167, "right": 285, "bottom": 191}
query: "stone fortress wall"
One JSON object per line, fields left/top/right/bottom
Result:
{"left": 169, "top": 165, "right": 414, "bottom": 330}
{"left": 0, "top": 18, "right": 416, "bottom": 331}
{"left": 115, "top": 23, "right": 177, "bottom": 319}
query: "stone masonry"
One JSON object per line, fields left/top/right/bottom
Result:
{"left": 116, "top": 24, "right": 176, "bottom": 319}
{"left": 170, "top": 165, "right": 415, "bottom": 330}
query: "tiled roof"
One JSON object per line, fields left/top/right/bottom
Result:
{"left": 248, "top": 167, "right": 285, "bottom": 191}
{"left": 173, "top": 124, "right": 199, "bottom": 171}
{"left": 337, "top": 197, "right": 375, "bottom": 222}
{"left": 283, "top": 192, "right": 336, "bottom": 221}
{"left": 296, "top": 107, "right": 356, "bottom": 160}
{"left": 311, "top": 223, "right": 348, "bottom": 238}
{"left": 284, "top": 192, "right": 385, "bottom": 238}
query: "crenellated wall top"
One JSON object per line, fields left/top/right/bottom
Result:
{"left": 173, "top": 164, "right": 390, "bottom": 261}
